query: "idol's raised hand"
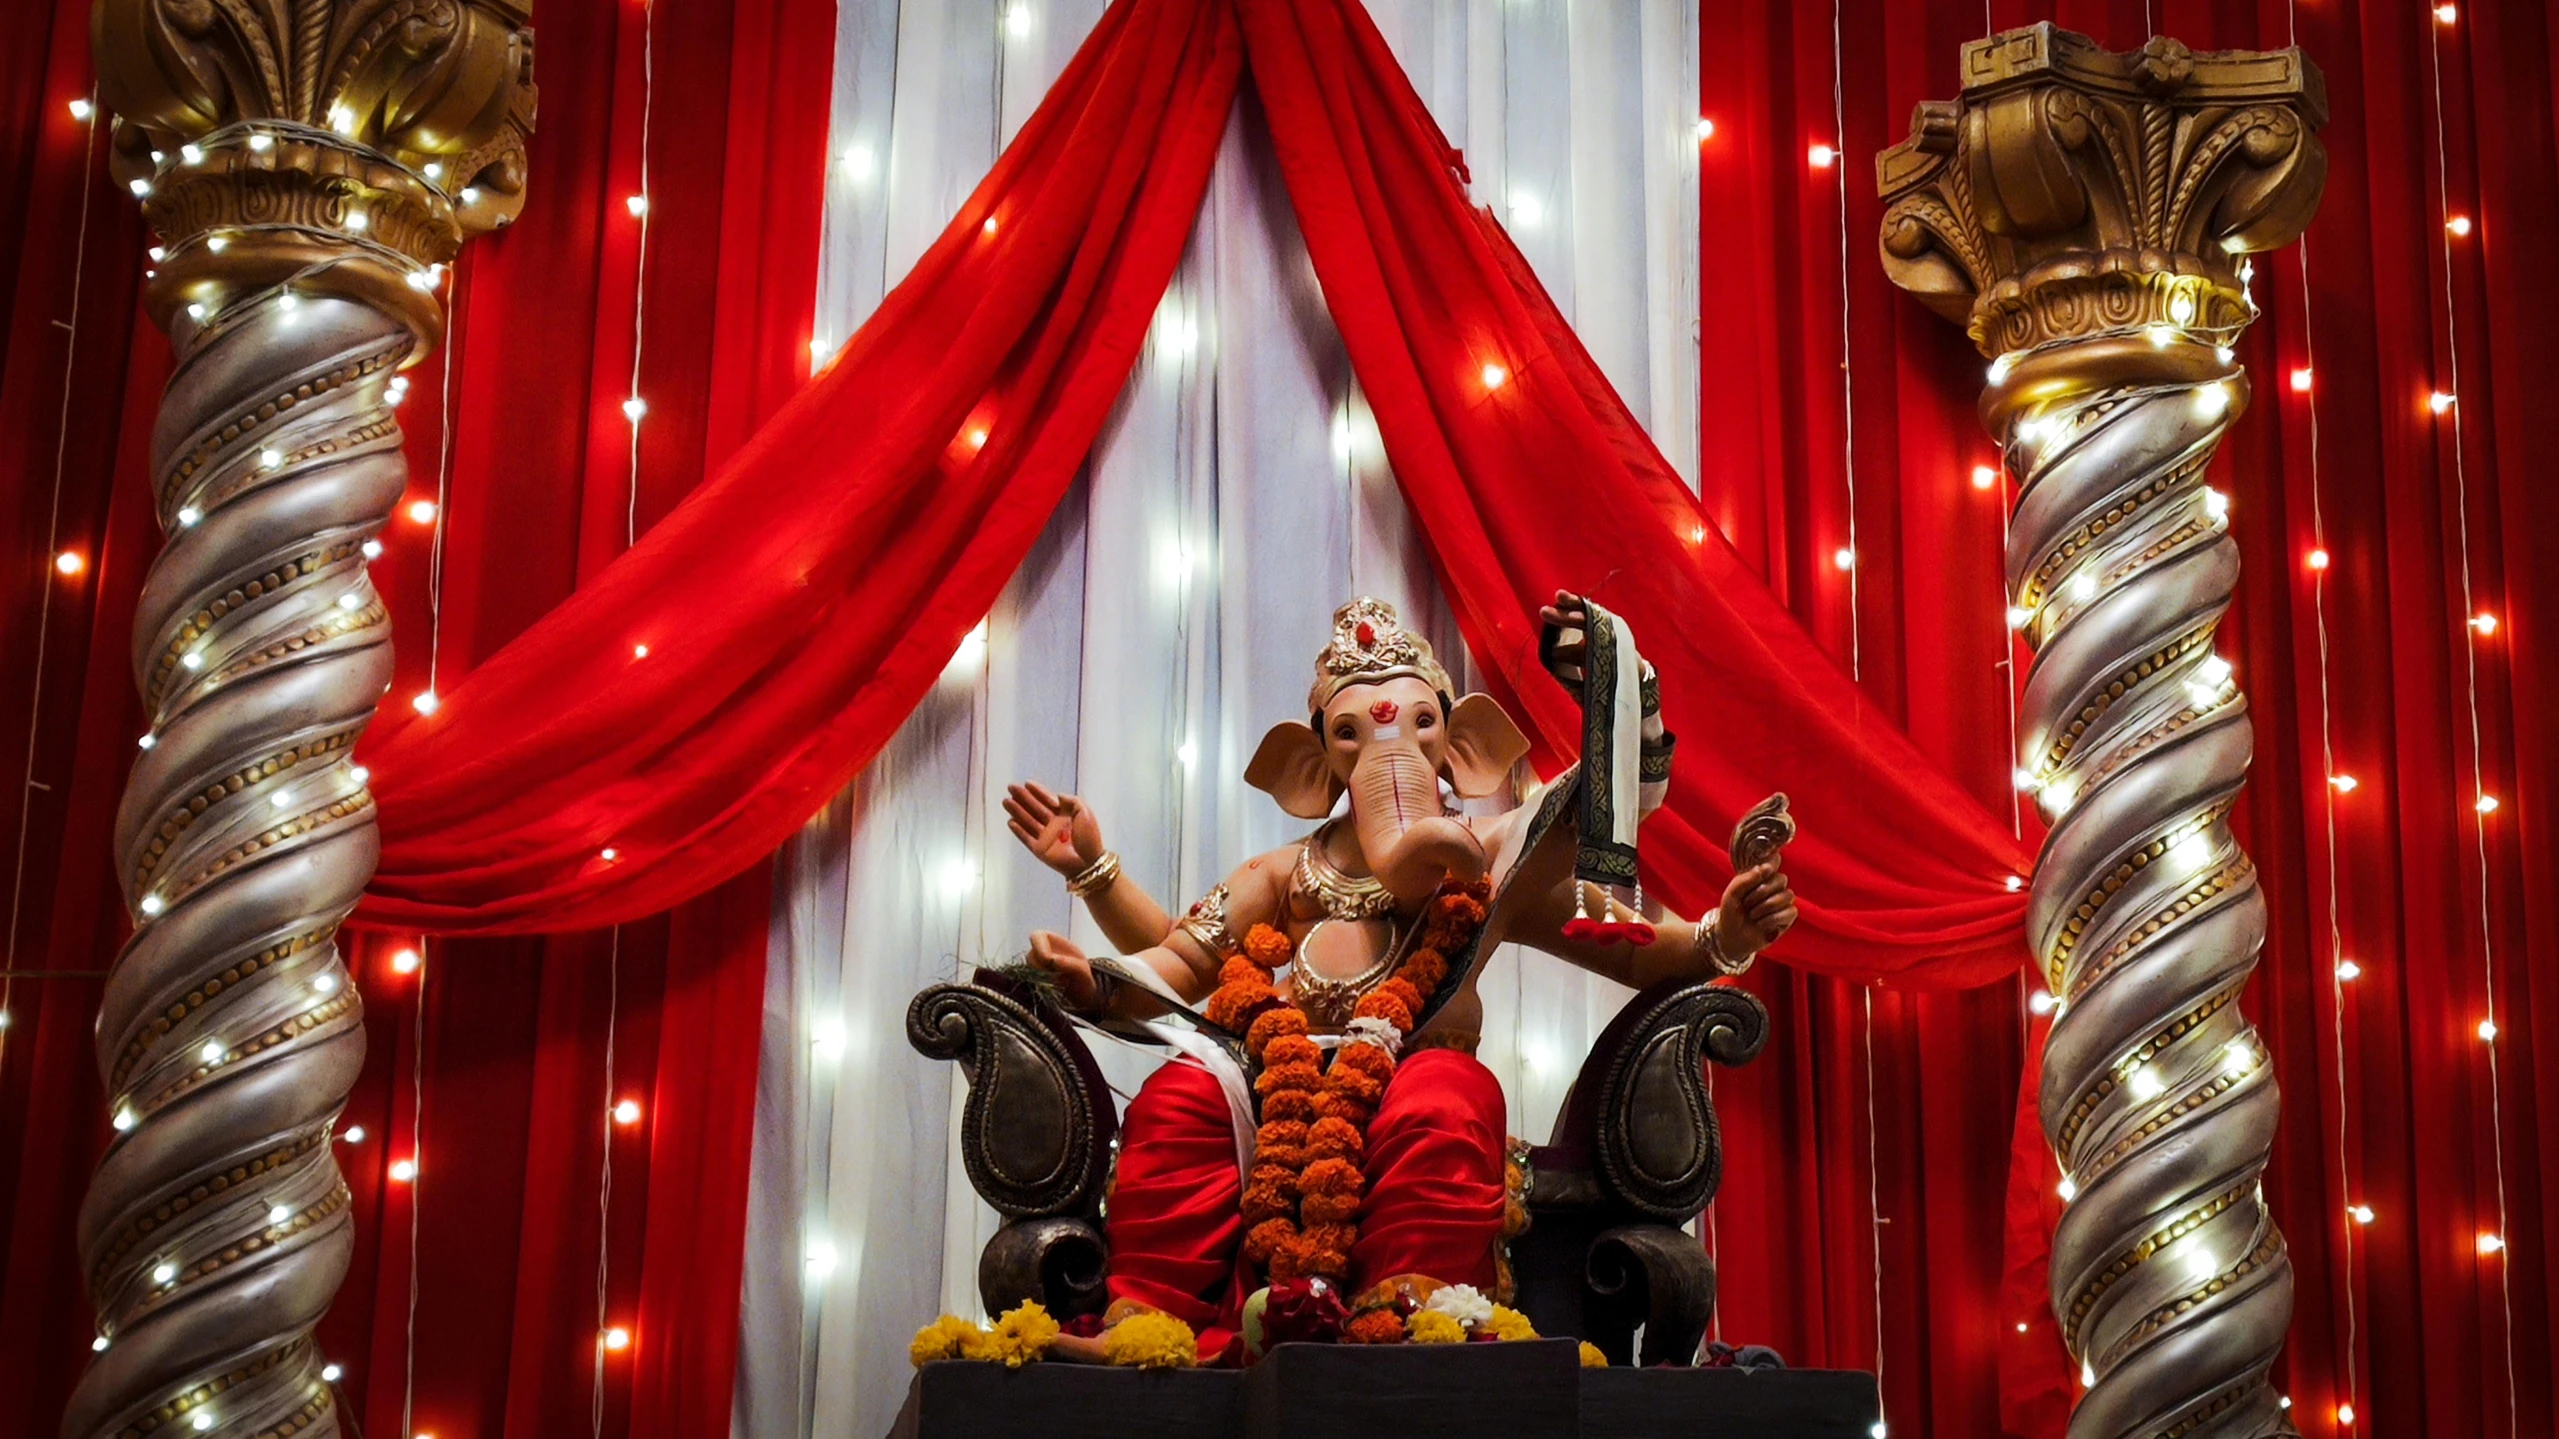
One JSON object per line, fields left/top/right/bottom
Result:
{"left": 1537, "top": 589, "right": 1594, "bottom": 689}
{"left": 1716, "top": 861, "right": 1799, "bottom": 959}
{"left": 1004, "top": 781, "right": 1103, "bottom": 878}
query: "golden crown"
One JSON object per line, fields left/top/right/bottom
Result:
{"left": 1309, "top": 597, "right": 1453, "bottom": 713}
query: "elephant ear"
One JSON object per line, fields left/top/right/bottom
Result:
{"left": 1246, "top": 722, "right": 1341, "bottom": 819}
{"left": 1443, "top": 693, "right": 1531, "bottom": 799}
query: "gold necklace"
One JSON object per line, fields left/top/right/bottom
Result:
{"left": 1287, "top": 920, "right": 1408, "bottom": 1030}
{"left": 1293, "top": 821, "right": 1399, "bottom": 921}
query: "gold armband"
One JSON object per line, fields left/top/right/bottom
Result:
{"left": 1175, "top": 883, "right": 1236, "bottom": 957}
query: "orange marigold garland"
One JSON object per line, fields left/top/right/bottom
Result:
{"left": 1203, "top": 885, "right": 1489, "bottom": 1291}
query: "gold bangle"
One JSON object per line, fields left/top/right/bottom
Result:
{"left": 1066, "top": 850, "right": 1122, "bottom": 897}
{"left": 1695, "top": 921, "right": 1753, "bottom": 978}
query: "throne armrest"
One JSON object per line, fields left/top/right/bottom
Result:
{"left": 1534, "top": 977, "right": 1770, "bottom": 1221}
{"left": 907, "top": 971, "right": 1119, "bottom": 1317}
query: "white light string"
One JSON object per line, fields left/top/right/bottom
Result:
{"left": 2425, "top": 9, "right": 2516, "bottom": 1432}
{"left": 1, "top": 84, "right": 104, "bottom": 1059}
{"left": 1821, "top": 1, "right": 1887, "bottom": 1414}
{"left": 594, "top": 0, "right": 659, "bottom": 1402}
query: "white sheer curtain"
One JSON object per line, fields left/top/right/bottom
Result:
{"left": 732, "top": 4, "right": 1699, "bottom": 1435}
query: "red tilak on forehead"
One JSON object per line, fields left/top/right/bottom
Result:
{"left": 1368, "top": 699, "right": 1399, "bottom": 724}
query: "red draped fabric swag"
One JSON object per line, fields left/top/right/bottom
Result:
{"left": 4, "top": 0, "right": 2558, "bottom": 1437}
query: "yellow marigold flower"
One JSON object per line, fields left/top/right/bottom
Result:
{"left": 1579, "top": 1341, "right": 1608, "bottom": 1369}
{"left": 1406, "top": 1310, "right": 1467, "bottom": 1345}
{"left": 1102, "top": 1311, "right": 1199, "bottom": 1369}
{"left": 909, "top": 1314, "right": 986, "bottom": 1367}
{"left": 1483, "top": 1306, "right": 1537, "bottom": 1342}
{"left": 984, "top": 1301, "right": 1061, "bottom": 1367}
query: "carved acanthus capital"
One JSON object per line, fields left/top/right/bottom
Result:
{"left": 1875, "top": 24, "right": 2326, "bottom": 357}
{"left": 93, "top": 0, "right": 538, "bottom": 344}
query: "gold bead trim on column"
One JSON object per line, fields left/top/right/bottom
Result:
{"left": 2055, "top": 981, "right": 2241, "bottom": 1156}
{"left": 203, "top": 598, "right": 388, "bottom": 690}
{"left": 107, "top": 1335, "right": 313, "bottom": 1439}
{"left": 2072, "top": 686, "right": 2240, "bottom": 803}
{"left": 130, "top": 733, "right": 360, "bottom": 891}
{"left": 2149, "top": 1384, "right": 2252, "bottom": 1439}
{"left": 146, "top": 537, "right": 374, "bottom": 705}
{"left": 90, "top": 1132, "right": 332, "bottom": 1288}
{"left": 2063, "top": 1180, "right": 2254, "bottom": 1348}
{"left": 2093, "top": 1231, "right": 2285, "bottom": 1373}
{"left": 2035, "top": 627, "right": 2216, "bottom": 773}
{"left": 161, "top": 347, "right": 402, "bottom": 507}
{"left": 2015, "top": 448, "right": 2211, "bottom": 609}
{"left": 118, "top": 1181, "right": 354, "bottom": 1328}
{"left": 151, "top": 793, "right": 377, "bottom": 914}
{"left": 138, "top": 988, "right": 361, "bottom": 1111}
{"left": 107, "top": 926, "right": 340, "bottom": 1093}
{"left": 2083, "top": 1062, "right": 2255, "bottom": 1179}
{"left": 2042, "top": 799, "right": 2237, "bottom": 987}
{"left": 2066, "top": 857, "right": 2254, "bottom": 1005}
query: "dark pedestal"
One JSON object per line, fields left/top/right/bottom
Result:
{"left": 889, "top": 1351, "right": 1881, "bottom": 1439}
{"left": 1578, "top": 1367, "right": 1882, "bottom": 1439}
{"left": 1246, "top": 1340, "right": 1583, "bottom": 1439}
{"left": 888, "top": 1360, "right": 1238, "bottom": 1439}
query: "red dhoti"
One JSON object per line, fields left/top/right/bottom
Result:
{"left": 1104, "top": 1047, "right": 1508, "bottom": 1361}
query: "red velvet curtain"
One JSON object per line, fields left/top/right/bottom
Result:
{"left": 0, "top": 0, "right": 831, "bottom": 1433}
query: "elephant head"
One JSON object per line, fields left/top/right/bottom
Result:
{"left": 1245, "top": 599, "right": 1529, "bottom": 904}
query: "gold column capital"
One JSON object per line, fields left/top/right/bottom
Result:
{"left": 1875, "top": 23, "right": 2326, "bottom": 358}
{"left": 92, "top": 0, "right": 538, "bottom": 344}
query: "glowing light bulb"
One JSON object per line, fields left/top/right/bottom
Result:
{"left": 460, "top": 186, "right": 480, "bottom": 205}
{"left": 940, "top": 856, "right": 977, "bottom": 898}
{"left": 93, "top": 1336, "right": 109, "bottom": 1352}
{"left": 114, "top": 1106, "right": 137, "bottom": 1131}
{"left": 345, "top": 210, "right": 367, "bottom": 232}
{"left": 2349, "top": 1204, "right": 2374, "bottom": 1224}
{"left": 248, "top": 134, "right": 273, "bottom": 153}
{"left": 2476, "top": 794, "right": 2500, "bottom": 814}
{"left": 180, "top": 652, "right": 204, "bottom": 672}
{"left": 424, "top": 162, "right": 444, "bottom": 181}
{"left": 407, "top": 499, "right": 438, "bottom": 524}
{"left": 2071, "top": 572, "right": 2098, "bottom": 601}
{"left": 2478, "top": 1018, "right": 2499, "bottom": 1041}
{"left": 1481, "top": 362, "right": 1508, "bottom": 390}
{"left": 2337, "top": 959, "right": 2363, "bottom": 981}
{"left": 1507, "top": 191, "right": 1544, "bottom": 228}
{"left": 337, "top": 591, "right": 362, "bottom": 611}
{"left": 2015, "top": 1322, "right": 2029, "bottom": 1333}
{"left": 2058, "top": 1175, "right": 2078, "bottom": 1202}
{"left": 2004, "top": 874, "right": 2025, "bottom": 893}
{"left": 812, "top": 1014, "right": 848, "bottom": 1059}
{"left": 1176, "top": 739, "right": 1198, "bottom": 768}
{"left": 600, "top": 847, "right": 618, "bottom": 862}
{"left": 2145, "top": 324, "right": 2176, "bottom": 349}
{"left": 2448, "top": 215, "right": 2473, "bottom": 236}
{"left": 342, "top": 1126, "right": 365, "bottom": 1143}
{"left": 268, "top": 1203, "right": 291, "bottom": 1225}
{"left": 1003, "top": 4, "right": 1034, "bottom": 37}
{"left": 362, "top": 539, "right": 382, "bottom": 559}
{"left": 1988, "top": 353, "right": 2014, "bottom": 385}
{"left": 2430, "top": 391, "right": 2456, "bottom": 414}
{"left": 2013, "top": 768, "right": 2042, "bottom": 793}
{"left": 625, "top": 195, "right": 648, "bottom": 217}
{"left": 2184, "top": 1243, "right": 2219, "bottom": 1282}
{"left": 633, "top": 643, "right": 650, "bottom": 658}
{"left": 1694, "top": 117, "right": 1716, "bottom": 140}
{"left": 129, "top": 178, "right": 152, "bottom": 197}
{"left": 1832, "top": 546, "right": 1856, "bottom": 571}
{"left": 314, "top": 973, "right": 338, "bottom": 995}
{"left": 2027, "top": 990, "right": 2057, "bottom": 1015}
{"left": 965, "top": 427, "right": 989, "bottom": 450}
{"left": 192, "top": 1412, "right": 213, "bottom": 1431}
{"left": 2330, "top": 774, "right": 2359, "bottom": 793}
{"left": 2194, "top": 654, "right": 2234, "bottom": 688}
{"left": 613, "top": 1098, "right": 642, "bottom": 1125}
{"left": 153, "top": 1262, "right": 177, "bottom": 1284}
{"left": 140, "top": 893, "right": 165, "bottom": 915}
{"left": 390, "top": 1157, "right": 417, "bottom": 1182}
{"left": 1807, "top": 142, "right": 1836, "bottom": 168}
{"left": 187, "top": 303, "right": 207, "bottom": 321}
{"left": 200, "top": 1039, "right": 224, "bottom": 1064}
{"left": 55, "top": 551, "right": 84, "bottom": 576}
{"left": 2222, "top": 1040, "right": 2256, "bottom": 1077}
{"left": 271, "top": 788, "right": 294, "bottom": 809}
{"left": 840, "top": 144, "right": 875, "bottom": 181}
{"left": 623, "top": 396, "right": 647, "bottom": 423}
{"left": 2337, "top": 1403, "right": 2356, "bottom": 1425}
{"left": 2434, "top": 3, "right": 2456, "bottom": 22}
{"left": 2307, "top": 548, "right": 2330, "bottom": 571}
{"left": 1971, "top": 464, "right": 1998, "bottom": 491}
{"left": 809, "top": 336, "right": 832, "bottom": 361}
{"left": 2126, "top": 1065, "right": 2165, "bottom": 1101}
{"left": 603, "top": 1326, "right": 631, "bottom": 1351}
{"left": 806, "top": 1239, "right": 839, "bottom": 1279}
{"left": 322, "top": 1364, "right": 342, "bottom": 1382}
{"left": 391, "top": 947, "right": 422, "bottom": 975}
{"left": 981, "top": 217, "right": 999, "bottom": 236}
{"left": 411, "top": 690, "right": 439, "bottom": 715}
{"left": 2080, "top": 1360, "right": 2095, "bottom": 1387}
{"left": 2194, "top": 381, "right": 2230, "bottom": 418}
{"left": 2471, "top": 612, "right": 2499, "bottom": 634}
{"left": 2006, "top": 606, "right": 2035, "bottom": 629}
{"left": 138, "top": 734, "right": 156, "bottom": 750}
{"left": 2290, "top": 367, "right": 2314, "bottom": 393}
{"left": 68, "top": 99, "right": 93, "bottom": 122}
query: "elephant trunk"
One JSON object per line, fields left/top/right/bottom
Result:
{"left": 1347, "top": 742, "right": 1486, "bottom": 904}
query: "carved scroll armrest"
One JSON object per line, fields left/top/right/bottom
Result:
{"left": 906, "top": 971, "right": 1117, "bottom": 1219}
{"left": 1536, "top": 978, "right": 1770, "bottom": 1222}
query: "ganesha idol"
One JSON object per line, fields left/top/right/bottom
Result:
{"left": 995, "top": 595, "right": 1796, "bottom": 1363}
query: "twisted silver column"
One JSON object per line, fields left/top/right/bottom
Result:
{"left": 66, "top": 288, "right": 412, "bottom": 1439}
{"left": 2003, "top": 342, "right": 2293, "bottom": 1439}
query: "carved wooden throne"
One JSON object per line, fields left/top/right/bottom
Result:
{"left": 907, "top": 969, "right": 1769, "bottom": 1367}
